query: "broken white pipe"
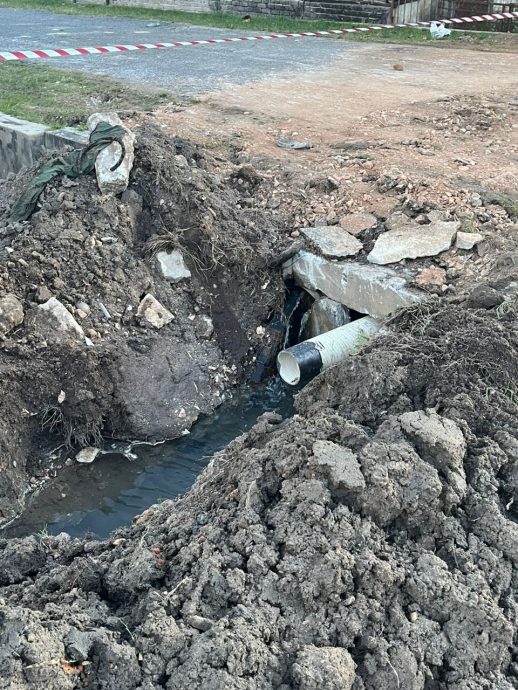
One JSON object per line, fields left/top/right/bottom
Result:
{"left": 277, "top": 316, "right": 381, "bottom": 386}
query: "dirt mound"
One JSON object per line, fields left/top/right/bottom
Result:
{"left": 0, "top": 299, "right": 517, "bottom": 689}
{"left": 0, "top": 122, "right": 287, "bottom": 521}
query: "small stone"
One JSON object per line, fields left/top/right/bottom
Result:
{"left": 0, "top": 294, "right": 24, "bottom": 336}
{"left": 426, "top": 209, "right": 450, "bottom": 222}
{"left": 76, "top": 301, "right": 91, "bottom": 315}
{"left": 137, "top": 294, "right": 174, "bottom": 329}
{"left": 291, "top": 230, "right": 301, "bottom": 238}
{"left": 415, "top": 266, "right": 447, "bottom": 288}
{"left": 87, "top": 112, "right": 135, "bottom": 195}
{"left": 57, "top": 390, "right": 66, "bottom": 404}
{"left": 185, "top": 614, "right": 213, "bottom": 632}
{"left": 76, "top": 447, "right": 100, "bottom": 464}
{"left": 76, "top": 309, "right": 88, "bottom": 320}
{"left": 64, "top": 458, "right": 73, "bottom": 466}
{"left": 34, "top": 286, "right": 53, "bottom": 304}
{"left": 156, "top": 250, "right": 191, "bottom": 282}
{"left": 312, "top": 440, "right": 365, "bottom": 492}
{"left": 339, "top": 213, "right": 377, "bottom": 236}
{"left": 53, "top": 277, "right": 65, "bottom": 290}
{"left": 409, "top": 611, "right": 418, "bottom": 622}
{"left": 301, "top": 226, "right": 362, "bottom": 259}
{"left": 455, "top": 231, "right": 485, "bottom": 250}
{"left": 469, "top": 192, "right": 483, "bottom": 208}
{"left": 194, "top": 315, "right": 214, "bottom": 339}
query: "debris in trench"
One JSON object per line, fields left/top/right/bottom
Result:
{"left": 456, "top": 231, "right": 485, "bottom": 250}
{"left": 277, "top": 137, "right": 312, "bottom": 150}
{"left": 87, "top": 112, "right": 135, "bottom": 195}
{"left": 137, "top": 294, "right": 174, "bottom": 330}
{"left": 301, "top": 225, "right": 363, "bottom": 259}
{"left": 7, "top": 122, "right": 128, "bottom": 223}
{"left": 30, "top": 297, "right": 84, "bottom": 345}
{"left": 156, "top": 250, "right": 192, "bottom": 282}
{"left": 75, "top": 447, "right": 100, "bottom": 464}
{"left": 0, "top": 294, "right": 24, "bottom": 337}
{"left": 368, "top": 218, "right": 460, "bottom": 265}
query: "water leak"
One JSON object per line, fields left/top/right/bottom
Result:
{"left": 5, "top": 380, "right": 294, "bottom": 540}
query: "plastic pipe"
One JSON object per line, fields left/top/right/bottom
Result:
{"left": 277, "top": 316, "right": 381, "bottom": 386}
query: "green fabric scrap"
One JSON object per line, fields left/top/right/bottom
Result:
{"left": 8, "top": 122, "right": 127, "bottom": 224}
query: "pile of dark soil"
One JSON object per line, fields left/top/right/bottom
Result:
{"left": 1, "top": 297, "right": 517, "bottom": 689}
{"left": 0, "top": 122, "right": 287, "bottom": 521}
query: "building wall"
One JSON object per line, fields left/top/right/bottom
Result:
{"left": 77, "top": 0, "right": 390, "bottom": 22}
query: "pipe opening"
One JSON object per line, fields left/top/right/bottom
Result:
{"left": 277, "top": 351, "right": 302, "bottom": 386}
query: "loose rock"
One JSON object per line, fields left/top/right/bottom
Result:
{"left": 0, "top": 294, "right": 24, "bottom": 337}
{"left": 156, "top": 250, "right": 191, "bottom": 282}
{"left": 30, "top": 297, "right": 84, "bottom": 344}
{"left": 456, "top": 231, "right": 485, "bottom": 250}
{"left": 76, "top": 447, "right": 100, "bottom": 464}
{"left": 301, "top": 227, "right": 362, "bottom": 258}
{"left": 368, "top": 220, "right": 460, "bottom": 265}
{"left": 137, "top": 294, "right": 174, "bottom": 329}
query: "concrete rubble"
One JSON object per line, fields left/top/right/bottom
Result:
{"left": 0, "top": 294, "right": 24, "bottom": 337}
{"left": 30, "top": 297, "right": 84, "bottom": 344}
{"left": 368, "top": 217, "right": 460, "bottom": 265}
{"left": 285, "top": 250, "right": 423, "bottom": 318}
{"left": 156, "top": 250, "right": 192, "bottom": 282}
{"left": 87, "top": 112, "right": 135, "bottom": 195}
{"left": 76, "top": 447, "right": 101, "bottom": 464}
{"left": 303, "top": 297, "right": 350, "bottom": 338}
{"left": 456, "top": 231, "right": 485, "bottom": 250}
{"left": 301, "top": 226, "right": 362, "bottom": 258}
{"left": 137, "top": 294, "right": 174, "bottom": 329}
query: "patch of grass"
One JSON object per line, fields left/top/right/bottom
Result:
{"left": 0, "top": 62, "right": 172, "bottom": 128}
{"left": 0, "top": 0, "right": 513, "bottom": 47}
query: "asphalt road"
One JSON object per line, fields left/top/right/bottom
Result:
{"left": 0, "top": 7, "right": 348, "bottom": 95}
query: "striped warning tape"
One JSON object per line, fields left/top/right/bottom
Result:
{"left": 0, "top": 11, "right": 517, "bottom": 62}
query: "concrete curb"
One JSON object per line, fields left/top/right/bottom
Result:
{"left": 0, "top": 113, "right": 88, "bottom": 178}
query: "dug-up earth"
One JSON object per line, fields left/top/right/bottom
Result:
{"left": 1, "top": 44, "right": 518, "bottom": 690}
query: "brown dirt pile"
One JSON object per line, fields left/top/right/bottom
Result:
{"left": 1, "top": 295, "right": 517, "bottom": 689}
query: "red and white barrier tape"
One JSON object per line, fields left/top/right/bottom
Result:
{"left": 0, "top": 11, "right": 517, "bottom": 62}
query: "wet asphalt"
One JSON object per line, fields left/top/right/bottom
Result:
{"left": 0, "top": 7, "right": 349, "bottom": 96}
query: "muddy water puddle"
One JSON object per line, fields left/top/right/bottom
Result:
{"left": 5, "top": 380, "right": 294, "bottom": 539}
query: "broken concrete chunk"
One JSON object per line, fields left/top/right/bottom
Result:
{"left": 399, "top": 410, "right": 466, "bottom": 472}
{"left": 0, "top": 294, "right": 24, "bottom": 336}
{"left": 137, "top": 294, "right": 174, "bottom": 329}
{"left": 312, "top": 440, "right": 366, "bottom": 492}
{"left": 76, "top": 447, "right": 100, "bottom": 464}
{"left": 368, "top": 220, "right": 460, "bottom": 265}
{"left": 301, "top": 226, "right": 362, "bottom": 259}
{"left": 156, "top": 250, "right": 191, "bottom": 282}
{"left": 339, "top": 212, "right": 377, "bottom": 236}
{"left": 455, "top": 231, "right": 485, "bottom": 250}
{"left": 31, "top": 297, "right": 84, "bottom": 344}
{"left": 285, "top": 251, "right": 422, "bottom": 318}
{"left": 303, "top": 297, "right": 350, "bottom": 339}
{"left": 87, "top": 112, "right": 135, "bottom": 195}
{"left": 292, "top": 645, "right": 356, "bottom": 690}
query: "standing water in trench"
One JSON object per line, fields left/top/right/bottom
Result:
{"left": 4, "top": 380, "right": 294, "bottom": 540}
